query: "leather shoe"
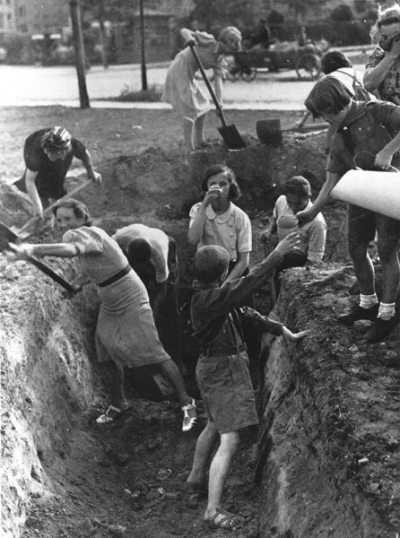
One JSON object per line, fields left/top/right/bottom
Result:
{"left": 338, "top": 303, "right": 379, "bottom": 326}
{"left": 365, "top": 317, "right": 399, "bottom": 343}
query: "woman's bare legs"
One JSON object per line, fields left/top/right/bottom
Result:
{"left": 183, "top": 117, "right": 194, "bottom": 152}
{"left": 193, "top": 113, "right": 207, "bottom": 148}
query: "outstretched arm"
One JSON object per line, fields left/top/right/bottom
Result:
{"left": 25, "top": 169, "right": 43, "bottom": 219}
{"left": 296, "top": 171, "right": 341, "bottom": 224}
{"left": 81, "top": 149, "right": 102, "bottom": 183}
{"left": 9, "top": 242, "right": 80, "bottom": 259}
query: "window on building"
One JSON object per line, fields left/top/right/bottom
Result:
{"left": 19, "top": 6, "right": 26, "bottom": 17}
{"left": 0, "top": 14, "right": 4, "bottom": 29}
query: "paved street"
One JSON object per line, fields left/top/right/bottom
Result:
{"left": 0, "top": 59, "right": 367, "bottom": 110}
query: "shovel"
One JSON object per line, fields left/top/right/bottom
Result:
{"left": 0, "top": 222, "right": 76, "bottom": 294}
{"left": 187, "top": 40, "right": 246, "bottom": 150}
{"left": 11, "top": 178, "right": 93, "bottom": 239}
{"left": 256, "top": 119, "right": 328, "bottom": 145}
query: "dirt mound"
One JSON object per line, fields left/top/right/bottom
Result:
{"left": 1, "top": 137, "right": 398, "bottom": 538}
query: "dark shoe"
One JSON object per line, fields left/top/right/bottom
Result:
{"left": 365, "top": 317, "right": 399, "bottom": 343}
{"left": 338, "top": 304, "right": 379, "bottom": 326}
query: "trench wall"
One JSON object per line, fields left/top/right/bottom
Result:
{"left": 0, "top": 257, "right": 98, "bottom": 538}
{"left": 256, "top": 266, "right": 399, "bottom": 538}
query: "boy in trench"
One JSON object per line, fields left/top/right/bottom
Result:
{"left": 298, "top": 77, "right": 400, "bottom": 343}
{"left": 187, "top": 237, "right": 308, "bottom": 530}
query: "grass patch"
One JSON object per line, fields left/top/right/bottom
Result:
{"left": 110, "top": 84, "right": 163, "bottom": 102}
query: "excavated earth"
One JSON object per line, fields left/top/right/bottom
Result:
{"left": 1, "top": 131, "right": 399, "bottom": 538}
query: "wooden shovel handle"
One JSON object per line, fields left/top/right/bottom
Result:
{"left": 16, "top": 179, "right": 93, "bottom": 238}
{"left": 187, "top": 41, "right": 228, "bottom": 128}
{"left": 26, "top": 255, "right": 76, "bottom": 294}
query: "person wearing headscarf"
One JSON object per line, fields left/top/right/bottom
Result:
{"left": 15, "top": 126, "right": 102, "bottom": 219}
{"left": 162, "top": 26, "right": 242, "bottom": 152}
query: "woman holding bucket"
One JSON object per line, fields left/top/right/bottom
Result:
{"left": 162, "top": 27, "right": 241, "bottom": 153}
{"left": 298, "top": 76, "right": 400, "bottom": 344}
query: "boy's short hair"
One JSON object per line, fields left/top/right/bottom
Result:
{"left": 282, "top": 176, "right": 311, "bottom": 198}
{"left": 127, "top": 238, "right": 152, "bottom": 264}
{"left": 193, "top": 245, "right": 230, "bottom": 283}
{"left": 304, "top": 77, "right": 351, "bottom": 119}
{"left": 201, "top": 164, "right": 242, "bottom": 200}
{"left": 321, "top": 51, "right": 352, "bottom": 74}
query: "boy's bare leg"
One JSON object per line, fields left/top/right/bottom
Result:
{"left": 158, "top": 358, "right": 193, "bottom": 407}
{"left": 205, "top": 431, "right": 240, "bottom": 520}
{"left": 183, "top": 118, "right": 194, "bottom": 152}
{"left": 187, "top": 421, "right": 219, "bottom": 486}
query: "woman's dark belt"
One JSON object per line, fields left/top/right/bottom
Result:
{"left": 97, "top": 264, "right": 131, "bottom": 288}
{"left": 200, "top": 344, "right": 247, "bottom": 358}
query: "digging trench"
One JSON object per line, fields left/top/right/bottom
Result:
{"left": 1, "top": 135, "right": 399, "bottom": 538}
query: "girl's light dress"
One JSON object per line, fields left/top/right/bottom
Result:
{"left": 162, "top": 31, "right": 225, "bottom": 121}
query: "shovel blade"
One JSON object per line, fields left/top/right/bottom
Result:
{"left": 218, "top": 125, "right": 246, "bottom": 150}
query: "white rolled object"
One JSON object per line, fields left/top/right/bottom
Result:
{"left": 330, "top": 169, "right": 400, "bottom": 221}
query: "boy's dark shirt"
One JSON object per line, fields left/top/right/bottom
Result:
{"left": 191, "top": 250, "right": 284, "bottom": 356}
{"left": 328, "top": 100, "right": 400, "bottom": 176}
{"left": 19, "top": 129, "right": 88, "bottom": 199}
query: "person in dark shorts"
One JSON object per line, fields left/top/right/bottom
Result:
{"left": 15, "top": 126, "right": 102, "bottom": 219}
{"left": 298, "top": 76, "right": 400, "bottom": 343}
{"left": 186, "top": 237, "right": 308, "bottom": 530}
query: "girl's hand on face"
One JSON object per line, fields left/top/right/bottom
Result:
{"left": 204, "top": 186, "right": 223, "bottom": 206}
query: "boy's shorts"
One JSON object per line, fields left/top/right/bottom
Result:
{"left": 348, "top": 203, "right": 400, "bottom": 244}
{"left": 196, "top": 351, "right": 259, "bottom": 434}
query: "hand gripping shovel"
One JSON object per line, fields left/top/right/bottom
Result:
{"left": 0, "top": 222, "right": 76, "bottom": 294}
{"left": 187, "top": 40, "right": 246, "bottom": 150}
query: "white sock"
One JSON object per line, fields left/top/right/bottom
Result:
{"left": 378, "top": 302, "right": 395, "bottom": 320}
{"left": 359, "top": 293, "right": 379, "bottom": 309}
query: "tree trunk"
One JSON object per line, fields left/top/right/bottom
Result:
{"left": 139, "top": 0, "right": 147, "bottom": 91}
{"left": 70, "top": 0, "right": 90, "bottom": 108}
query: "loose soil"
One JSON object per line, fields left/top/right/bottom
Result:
{"left": 0, "top": 106, "right": 399, "bottom": 538}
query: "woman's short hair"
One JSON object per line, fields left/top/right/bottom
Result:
{"left": 52, "top": 198, "right": 92, "bottom": 225}
{"left": 370, "top": 5, "right": 400, "bottom": 43}
{"left": 321, "top": 51, "right": 352, "bottom": 74}
{"left": 193, "top": 245, "right": 230, "bottom": 283}
{"left": 200, "top": 163, "right": 242, "bottom": 200}
{"left": 218, "top": 26, "right": 242, "bottom": 45}
{"left": 304, "top": 77, "right": 351, "bottom": 119}
{"left": 282, "top": 176, "right": 311, "bottom": 198}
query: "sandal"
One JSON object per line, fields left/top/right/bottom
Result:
{"left": 205, "top": 508, "right": 244, "bottom": 530}
{"left": 96, "top": 403, "right": 129, "bottom": 424}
